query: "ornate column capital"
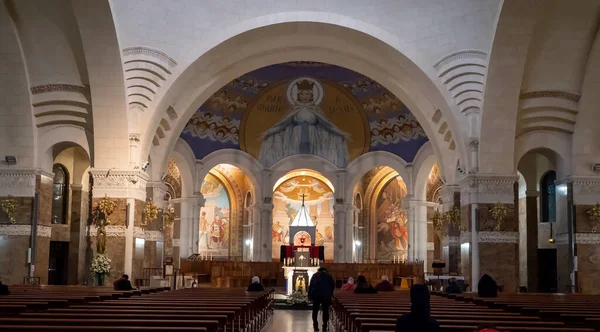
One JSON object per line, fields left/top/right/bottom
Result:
{"left": 467, "top": 138, "right": 479, "bottom": 152}
{"left": 459, "top": 174, "right": 517, "bottom": 205}
{"left": 191, "top": 192, "right": 205, "bottom": 207}
{"left": 128, "top": 133, "right": 140, "bottom": 143}
{"left": 568, "top": 176, "right": 600, "bottom": 205}
{"left": 90, "top": 169, "right": 149, "bottom": 200}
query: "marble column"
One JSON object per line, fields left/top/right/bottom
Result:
{"left": 441, "top": 185, "right": 461, "bottom": 274}
{"left": 412, "top": 200, "right": 429, "bottom": 267}
{"left": 0, "top": 170, "right": 53, "bottom": 285}
{"left": 68, "top": 184, "right": 89, "bottom": 284}
{"left": 557, "top": 176, "right": 600, "bottom": 294}
{"left": 191, "top": 193, "right": 204, "bottom": 254}
{"left": 89, "top": 169, "right": 147, "bottom": 283}
{"left": 333, "top": 202, "right": 350, "bottom": 263}
{"left": 461, "top": 175, "right": 519, "bottom": 293}
{"left": 524, "top": 190, "right": 539, "bottom": 292}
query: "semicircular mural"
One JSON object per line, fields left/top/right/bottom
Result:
{"left": 181, "top": 62, "right": 429, "bottom": 167}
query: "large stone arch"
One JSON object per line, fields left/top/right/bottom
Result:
{"left": 197, "top": 149, "right": 262, "bottom": 201}
{"left": 38, "top": 125, "right": 92, "bottom": 174}
{"left": 479, "top": 1, "right": 538, "bottom": 175}
{"left": 413, "top": 142, "right": 438, "bottom": 201}
{"left": 268, "top": 154, "right": 338, "bottom": 197}
{"left": 143, "top": 19, "right": 466, "bottom": 182}
{"left": 514, "top": 131, "right": 571, "bottom": 178}
{"left": 169, "top": 138, "right": 196, "bottom": 198}
{"left": 344, "top": 151, "right": 410, "bottom": 204}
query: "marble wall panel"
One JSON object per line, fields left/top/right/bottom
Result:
{"left": 479, "top": 242, "right": 518, "bottom": 293}
{"left": 0, "top": 235, "right": 29, "bottom": 285}
{"left": 37, "top": 176, "right": 53, "bottom": 226}
{"left": 35, "top": 236, "right": 50, "bottom": 284}
{"left": 577, "top": 244, "right": 600, "bottom": 294}
{"left": 0, "top": 196, "right": 33, "bottom": 224}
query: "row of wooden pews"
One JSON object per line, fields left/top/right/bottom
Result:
{"left": 0, "top": 285, "right": 273, "bottom": 332}
{"left": 437, "top": 291, "right": 600, "bottom": 331}
{"left": 331, "top": 291, "right": 596, "bottom": 332}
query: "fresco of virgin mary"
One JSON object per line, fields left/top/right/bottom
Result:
{"left": 257, "top": 77, "right": 351, "bottom": 167}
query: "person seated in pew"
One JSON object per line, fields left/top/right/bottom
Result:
{"left": 353, "top": 275, "right": 377, "bottom": 294}
{"left": 0, "top": 278, "right": 9, "bottom": 295}
{"left": 114, "top": 274, "right": 136, "bottom": 290}
{"left": 375, "top": 275, "right": 395, "bottom": 291}
{"left": 341, "top": 277, "right": 356, "bottom": 291}
{"left": 445, "top": 277, "right": 462, "bottom": 294}
{"left": 477, "top": 274, "right": 498, "bottom": 298}
{"left": 247, "top": 276, "right": 265, "bottom": 292}
{"left": 395, "top": 284, "right": 439, "bottom": 332}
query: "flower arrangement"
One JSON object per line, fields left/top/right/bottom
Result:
{"left": 287, "top": 290, "right": 309, "bottom": 306}
{"left": 90, "top": 253, "right": 112, "bottom": 276}
{"left": 587, "top": 202, "right": 600, "bottom": 233}
{"left": 90, "top": 253, "right": 112, "bottom": 286}
{"left": 144, "top": 199, "right": 159, "bottom": 224}
{"left": 490, "top": 202, "right": 509, "bottom": 231}
{"left": 163, "top": 204, "right": 175, "bottom": 227}
{"left": 1, "top": 196, "right": 19, "bottom": 224}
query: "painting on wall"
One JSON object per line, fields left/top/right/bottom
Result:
{"left": 376, "top": 176, "right": 408, "bottom": 260}
{"left": 199, "top": 173, "right": 231, "bottom": 258}
{"left": 181, "top": 62, "right": 428, "bottom": 168}
{"left": 271, "top": 175, "right": 334, "bottom": 261}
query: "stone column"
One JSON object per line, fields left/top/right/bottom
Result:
{"left": 571, "top": 177, "right": 600, "bottom": 294}
{"left": 461, "top": 175, "right": 519, "bottom": 293}
{"left": 555, "top": 179, "right": 574, "bottom": 293}
{"left": 259, "top": 201, "right": 274, "bottom": 262}
{"left": 143, "top": 182, "right": 168, "bottom": 274}
{"left": 441, "top": 185, "right": 461, "bottom": 274}
{"left": 524, "top": 190, "right": 539, "bottom": 292}
{"left": 68, "top": 184, "right": 90, "bottom": 284}
{"left": 412, "top": 200, "right": 429, "bottom": 267}
{"left": 0, "top": 170, "right": 53, "bottom": 285}
{"left": 89, "top": 169, "right": 147, "bottom": 283}
{"left": 333, "top": 202, "right": 351, "bottom": 263}
{"left": 170, "top": 199, "right": 182, "bottom": 268}
{"left": 190, "top": 193, "right": 204, "bottom": 254}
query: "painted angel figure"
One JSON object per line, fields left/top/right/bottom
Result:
{"left": 258, "top": 78, "right": 350, "bottom": 167}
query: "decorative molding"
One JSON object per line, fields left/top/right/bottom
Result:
{"left": 568, "top": 177, "right": 600, "bottom": 205}
{"left": 447, "top": 236, "right": 460, "bottom": 246}
{"left": 460, "top": 231, "right": 472, "bottom": 244}
{"left": 575, "top": 233, "right": 600, "bottom": 244}
{"left": 133, "top": 227, "right": 144, "bottom": 238}
{"left": 145, "top": 230, "right": 164, "bottom": 242}
{"left": 122, "top": 46, "right": 177, "bottom": 67}
{"left": 89, "top": 169, "right": 149, "bottom": 200}
{"left": 30, "top": 84, "right": 88, "bottom": 95}
{"left": 555, "top": 233, "right": 600, "bottom": 245}
{"left": 433, "top": 50, "right": 488, "bottom": 69}
{"left": 460, "top": 175, "right": 517, "bottom": 204}
{"left": 0, "top": 225, "right": 51, "bottom": 237}
{"left": 478, "top": 231, "right": 518, "bottom": 243}
{"left": 87, "top": 225, "right": 126, "bottom": 237}
{"left": 519, "top": 90, "right": 581, "bottom": 102}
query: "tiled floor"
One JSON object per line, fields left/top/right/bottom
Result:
{"left": 261, "top": 309, "right": 324, "bottom": 332}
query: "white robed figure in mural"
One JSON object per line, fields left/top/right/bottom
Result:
{"left": 258, "top": 77, "right": 350, "bottom": 167}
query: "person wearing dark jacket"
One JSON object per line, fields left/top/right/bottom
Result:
{"left": 395, "top": 284, "right": 440, "bottom": 332}
{"left": 114, "top": 274, "right": 135, "bottom": 290}
{"left": 247, "top": 276, "right": 265, "bottom": 291}
{"left": 477, "top": 274, "right": 498, "bottom": 298}
{"left": 354, "top": 275, "right": 377, "bottom": 294}
{"left": 445, "top": 278, "right": 462, "bottom": 294}
{"left": 375, "top": 275, "right": 395, "bottom": 291}
{"left": 308, "top": 267, "right": 335, "bottom": 331}
{"left": 0, "top": 279, "right": 10, "bottom": 295}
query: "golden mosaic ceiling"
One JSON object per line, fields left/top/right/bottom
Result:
{"left": 274, "top": 175, "right": 333, "bottom": 203}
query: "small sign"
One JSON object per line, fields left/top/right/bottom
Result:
{"left": 165, "top": 264, "right": 174, "bottom": 276}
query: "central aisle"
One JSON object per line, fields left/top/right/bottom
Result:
{"left": 261, "top": 309, "right": 323, "bottom": 332}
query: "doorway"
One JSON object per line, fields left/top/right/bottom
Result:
{"left": 48, "top": 241, "right": 69, "bottom": 285}
{"left": 537, "top": 248, "right": 557, "bottom": 293}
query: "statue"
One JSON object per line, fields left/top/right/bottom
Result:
{"left": 295, "top": 275, "right": 306, "bottom": 293}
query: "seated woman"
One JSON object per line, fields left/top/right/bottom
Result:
{"left": 354, "top": 275, "right": 377, "bottom": 294}
{"left": 341, "top": 277, "right": 356, "bottom": 291}
{"left": 375, "top": 275, "right": 395, "bottom": 291}
{"left": 247, "top": 276, "right": 265, "bottom": 292}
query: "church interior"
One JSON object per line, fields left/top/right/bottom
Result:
{"left": 1, "top": 0, "right": 600, "bottom": 331}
